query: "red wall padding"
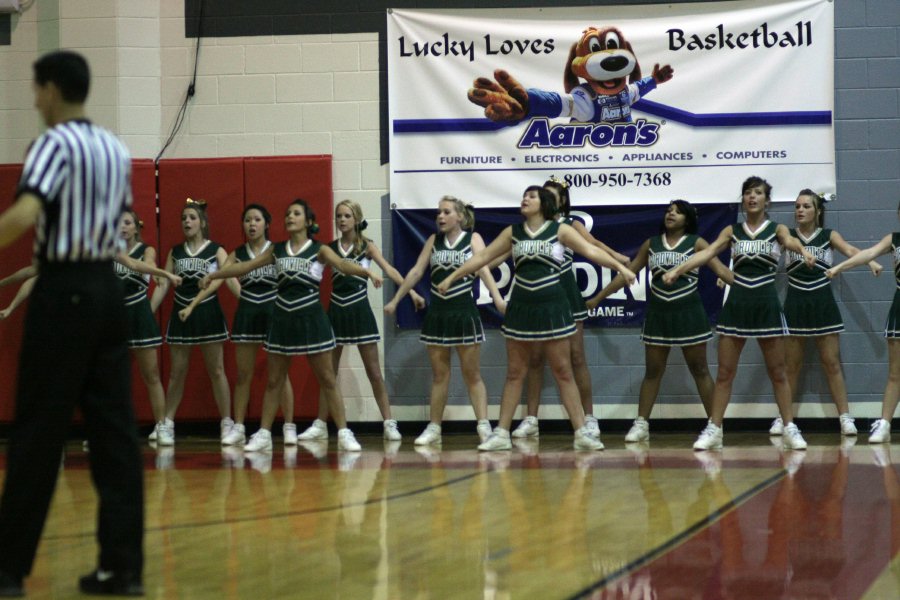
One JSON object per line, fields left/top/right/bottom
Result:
{"left": 0, "top": 165, "right": 31, "bottom": 422}
{"left": 1, "top": 156, "right": 334, "bottom": 424}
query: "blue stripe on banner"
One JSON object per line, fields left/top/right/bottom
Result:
{"left": 631, "top": 100, "right": 832, "bottom": 127}
{"left": 393, "top": 105, "right": 832, "bottom": 134}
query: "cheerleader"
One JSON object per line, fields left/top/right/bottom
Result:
{"left": 186, "top": 204, "right": 297, "bottom": 447}
{"left": 512, "top": 178, "right": 630, "bottom": 439}
{"left": 663, "top": 176, "right": 815, "bottom": 450}
{"left": 587, "top": 200, "right": 731, "bottom": 441}
{"left": 298, "top": 199, "right": 424, "bottom": 443}
{"left": 202, "top": 198, "right": 382, "bottom": 452}
{"left": 116, "top": 210, "right": 183, "bottom": 445}
{"left": 825, "top": 199, "right": 900, "bottom": 444}
{"left": 384, "top": 196, "right": 506, "bottom": 445}
{"left": 151, "top": 199, "right": 233, "bottom": 443}
{"left": 769, "top": 190, "right": 881, "bottom": 438}
{"left": 438, "top": 186, "right": 635, "bottom": 451}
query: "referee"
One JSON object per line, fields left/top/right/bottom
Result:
{"left": 0, "top": 51, "right": 144, "bottom": 596}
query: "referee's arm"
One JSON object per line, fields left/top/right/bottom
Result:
{"left": 0, "top": 193, "right": 41, "bottom": 249}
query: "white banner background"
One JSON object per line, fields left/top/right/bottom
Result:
{"left": 388, "top": 0, "right": 834, "bottom": 208}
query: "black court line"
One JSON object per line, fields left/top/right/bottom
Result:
{"left": 42, "top": 470, "right": 485, "bottom": 542}
{"left": 566, "top": 468, "right": 786, "bottom": 599}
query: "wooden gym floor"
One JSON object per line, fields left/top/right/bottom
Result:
{"left": 1, "top": 432, "right": 898, "bottom": 599}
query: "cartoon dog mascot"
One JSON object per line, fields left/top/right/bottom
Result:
{"left": 468, "top": 26, "right": 673, "bottom": 123}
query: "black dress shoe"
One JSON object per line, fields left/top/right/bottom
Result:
{"left": 78, "top": 569, "right": 143, "bottom": 596}
{"left": 0, "top": 570, "right": 24, "bottom": 598}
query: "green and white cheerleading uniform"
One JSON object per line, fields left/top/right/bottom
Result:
{"left": 115, "top": 242, "right": 162, "bottom": 348}
{"left": 716, "top": 220, "right": 786, "bottom": 338}
{"left": 502, "top": 220, "right": 576, "bottom": 341}
{"left": 328, "top": 239, "right": 380, "bottom": 345}
{"left": 264, "top": 239, "right": 336, "bottom": 355}
{"left": 166, "top": 240, "right": 229, "bottom": 345}
{"left": 231, "top": 241, "right": 278, "bottom": 343}
{"left": 884, "top": 233, "right": 900, "bottom": 338}
{"left": 420, "top": 231, "right": 485, "bottom": 346}
{"left": 558, "top": 216, "right": 589, "bottom": 322}
{"left": 783, "top": 228, "right": 843, "bottom": 336}
{"left": 642, "top": 234, "right": 713, "bottom": 346}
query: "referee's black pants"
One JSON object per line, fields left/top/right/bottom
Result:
{"left": 0, "top": 262, "right": 144, "bottom": 579}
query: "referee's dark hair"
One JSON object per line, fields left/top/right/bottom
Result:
{"left": 33, "top": 50, "right": 90, "bottom": 103}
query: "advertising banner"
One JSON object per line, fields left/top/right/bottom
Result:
{"left": 387, "top": 0, "right": 834, "bottom": 208}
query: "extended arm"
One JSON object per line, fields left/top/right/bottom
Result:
{"left": 436, "top": 227, "right": 513, "bottom": 295}
{"left": 571, "top": 219, "right": 630, "bottom": 265}
{"left": 0, "top": 264, "right": 38, "bottom": 288}
{"left": 696, "top": 237, "right": 734, "bottom": 285}
{"left": 663, "top": 226, "right": 732, "bottom": 285}
{"left": 558, "top": 223, "right": 636, "bottom": 285}
{"left": 0, "top": 276, "right": 37, "bottom": 319}
{"left": 776, "top": 224, "right": 816, "bottom": 267}
{"left": 586, "top": 239, "right": 649, "bottom": 309}
{"left": 385, "top": 236, "right": 435, "bottom": 315}
{"left": 149, "top": 250, "right": 174, "bottom": 312}
{"left": 826, "top": 234, "right": 893, "bottom": 278}
{"left": 368, "top": 241, "right": 424, "bottom": 309}
{"left": 180, "top": 247, "right": 229, "bottom": 321}
{"left": 471, "top": 233, "right": 507, "bottom": 314}
{"left": 319, "top": 245, "right": 382, "bottom": 288}
{"left": 830, "top": 230, "right": 883, "bottom": 276}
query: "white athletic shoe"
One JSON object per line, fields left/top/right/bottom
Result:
{"left": 584, "top": 415, "right": 601, "bottom": 439}
{"left": 693, "top": 421, "right": 723, "bottom": 451}
{"left": 478, "top": 428, "right": 512, "bottom": 451}
{"left": 869, "top": 419, "right": 892, "bottom": 444}
{"left": 839, "top": 413, "right": 858, "bottom": 436}
{"left": 337, "top": 428, "right": 362, "bottom": 452}
{"left": 149, "top": 418, "right": 174, "bottom": 442}
{"left": 574, "top": 427, "right": 604, "bottom": 451}
{"left": 283, "top": 423, "right": 298, "bottom": 446}
{"left": 511, "top": 416, "right": 539, "bottom": 438}
{"left": 221, "top": 423, "right": 246, "bottom": 446}
{"left": 156, "top": 422, "right": 175, "bottom": 446}
{"left": 782, "top": 422, "right": 808, "bottom": 450}
{"left": 768, "top": 417, "right": 784, "bottom": 436}
{"left": 415, "top": 423, "right": 442, "bottom": 446}
{"left": 624, "top": 417, "right": 650, "bottom": 443}
{"left": 220, "top": 417, "right": 235, "bottom": 443}
{"left": 297, "top": 418, "right": 329, "bottom": 441}
{"left": 244, "top": 429, "right": 273, "bottom": 452}
{"left": 476, "top": 419, "right": 492, "bottom": 443}
{"left": 383, "top": 419, "right": 402, "bottom": 441}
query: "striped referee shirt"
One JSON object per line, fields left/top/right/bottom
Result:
{"left": 17, "top": 118, "right": 132, "bottom": 263}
